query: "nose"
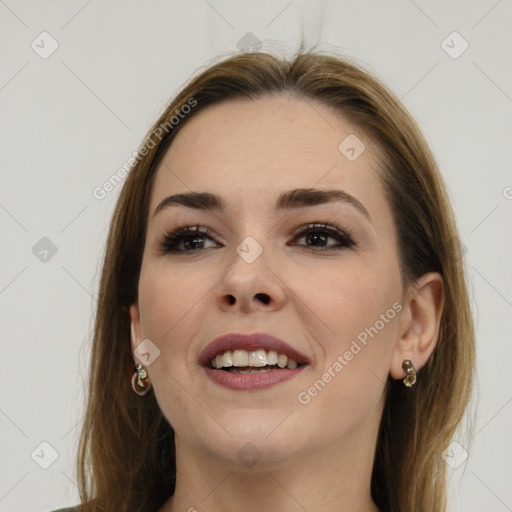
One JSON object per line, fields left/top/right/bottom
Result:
{"left": 215, "top": 243, "right": 286, "bottom": 314}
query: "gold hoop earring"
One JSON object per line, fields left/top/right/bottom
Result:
{"left": 402, "top": 359, "right": 417, "bottom": 387}
{"left": 131, "top": 364, "right": 151, "bottom": 396}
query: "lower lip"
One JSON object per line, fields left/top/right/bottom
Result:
{"left": 202, "top": 366, "right": 307, "bottom": 391}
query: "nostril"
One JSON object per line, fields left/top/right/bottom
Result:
{"left": 255, "top": 293, "right": 270, "bottom": 305}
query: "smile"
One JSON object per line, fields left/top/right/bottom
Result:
{"left": 209, "top": 349, "right": 304, "bottom": 371}
{"left": 199, "top": 332, "right": 310, "bottom": 390}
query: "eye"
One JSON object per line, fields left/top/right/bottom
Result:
{"left": 159, "top": 222, "right": 356, "bottom": 255}
{"left": 159, "top": 225, "right": 219, "bottom": 254}
{"left": 290, "top": 223, "right": 355, "bottom": 251}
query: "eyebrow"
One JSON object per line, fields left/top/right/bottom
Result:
{"left": 152, "top": 188, "right": 371, "bottom": 222}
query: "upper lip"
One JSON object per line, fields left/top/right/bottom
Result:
{"left": 198, "top": 332, "right": 310, "bottom": 367}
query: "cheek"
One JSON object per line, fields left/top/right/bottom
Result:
{"left": 138, "top": 261, "right": 212, "bottom": 343}
{"left": 137, "top": 264, "right": 212, "bottom": 429}
{"left": 137, "top": 262, "right": 210, "bottom": 397}
{"left": 295, "top": 261, "right": 399, "bottom": 409}
{"left": 295, "top": 259, "right": 399, "bottom": 347}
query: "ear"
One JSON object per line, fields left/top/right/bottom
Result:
{"left": 389, "top": 272, "right": 444, "bottom": 380}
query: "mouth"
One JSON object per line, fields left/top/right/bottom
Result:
{"left": 199, "top": 332, "right": 310, "bottom": 390}
{"left": 207, "top": 348, "right": 308, "bottom": 373}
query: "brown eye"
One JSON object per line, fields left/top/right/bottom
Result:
{"left": 159, "top": 225, "right": 219, "bottom": 254}
{"left": 291, "top": 223, "right": 355, "bottom": 251}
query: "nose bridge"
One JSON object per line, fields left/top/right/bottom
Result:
{"left": 216, "top": 229, "right": 285, "bottom": 312}
{"left": 227, "top": 206, "right": 274, "bottom": 266}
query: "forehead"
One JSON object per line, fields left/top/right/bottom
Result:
{"left": 150, "top": 95, "right": 388, "bottom": 217}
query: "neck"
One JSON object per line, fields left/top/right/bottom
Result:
{"left": 160, "top": 407, "right": 382, "bottom": 512}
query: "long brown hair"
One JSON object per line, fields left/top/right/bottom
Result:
{"left": 76, "top": 50, "right": 475, "bottom": 512}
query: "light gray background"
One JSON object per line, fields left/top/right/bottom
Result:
{"left": 1, "top": 1, "right": 511, "bottom": 511}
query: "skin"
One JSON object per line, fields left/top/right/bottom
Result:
{"left": 129, "top": 95, "right": 444, "bottom": 512}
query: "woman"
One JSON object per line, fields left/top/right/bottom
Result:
{"left": 54, "top": 50, "right": 475, "bottom": 512}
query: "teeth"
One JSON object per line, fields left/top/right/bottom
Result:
{"left": 249, "top": 349, "right": 267, "bottom": 367}
{"left": 222, "top": 350, "right": 233, "bottom": 367}
{"left": 267, "top": 350, "right": 278, "bottom": 365}
{"left": 287, "top": 359, "right": 297, "bottom": 369}
{"left": 228, "top": 367, "right": 274, "bottom": 374}
{"left": 232, "top": 349, "right": 249, "bottom": 367}
{"left": 209, "top": 349, "right": 300, "bottom": 370}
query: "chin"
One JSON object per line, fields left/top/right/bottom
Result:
{"left": 183, "top": 410, "right": 312, "bottom": 471}
{"left": 202, "top": 434, "right": 308, "bottom": 473}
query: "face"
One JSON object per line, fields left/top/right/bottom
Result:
{"left": 130, "top": 95, "right": 406, "bottom": 470}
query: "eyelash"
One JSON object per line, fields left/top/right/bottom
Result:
{"left": 158, "top": 223, "right": 356, "bottom": 254}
